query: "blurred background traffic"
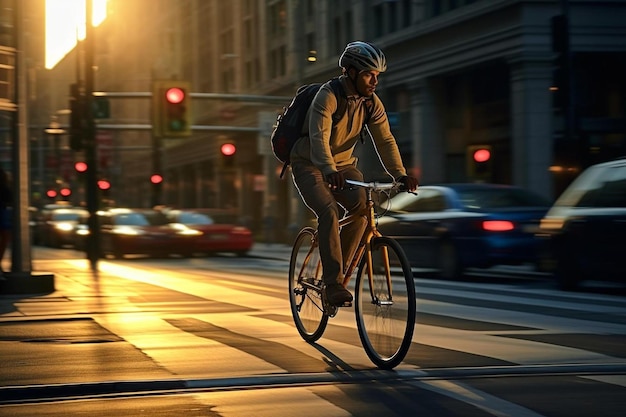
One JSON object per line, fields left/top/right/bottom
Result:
{"left": 1, "top": 0, "right": 625, "bottom": 288}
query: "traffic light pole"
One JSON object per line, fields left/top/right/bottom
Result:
{"left": 151, "top": 134, "right": 162, "bottom": 207}
{"left": 84, "top": 0, "right": 100, "bottom": 270}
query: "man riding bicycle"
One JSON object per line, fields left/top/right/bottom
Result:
{"left": 290, "top": 41, "right": 418, "bottom": 307}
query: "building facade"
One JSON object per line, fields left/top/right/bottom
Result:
{"left": 36, "top": 0, "right": 626, "bottom": 241}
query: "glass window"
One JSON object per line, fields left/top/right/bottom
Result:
{"left": 574, "top": 164, "right": 626, "bottom": 208}
{"left": 115, "top": 213, "right": 149, "bottom": 226}
{"left": 397, "top": 189, "right": 446, "bottom": 212}
{"left": 178, "top": 212, "right": 214, "bottom": 225}
{"left": 457, "top": 188, "right": 550, "bottom": 209}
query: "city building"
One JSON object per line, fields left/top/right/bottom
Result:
{"left": 14, "top": 0, "right": 626, "bottom": 241}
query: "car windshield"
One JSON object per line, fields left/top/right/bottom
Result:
{"left": 176, "top": 212, "right": 214, "bottom": 225}
{"left": 456, "top": 188, "right": 550, "bottom": 210}
{"left": 114, "top": 213, "right": 150, "bottom": 226}
{"left": 555, "top": 163, "right": 626, "bottom": 208}
{"left": 52, "top": 212, "right": 82, "bottom": 221}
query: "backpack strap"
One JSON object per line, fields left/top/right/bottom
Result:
{"left": 329, "top": 78, "right": 372, "bottom": 143}
{"left": 328, "top": 78, "right": 347, "bottom": 123}
{"left": 359, "top": 97, "right": 374, "bottom": 143}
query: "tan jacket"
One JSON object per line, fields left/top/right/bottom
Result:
{"left": 290, "top": 75, "right": 407, "bottom": 179}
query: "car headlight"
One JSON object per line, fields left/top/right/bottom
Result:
{"left": 55, "top": 223, "right": 75, "bottom": 232}
{"left": 178, "top": 229, "right": 203, "bottom": 236}
{"left": 113, "top": 226, "right": 142, "bottom": 236}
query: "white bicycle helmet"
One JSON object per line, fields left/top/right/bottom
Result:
{"left": 339, "top": 41, "right": 387, "bottom": 73}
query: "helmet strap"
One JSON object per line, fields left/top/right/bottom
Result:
{"left": 346, "top": 67, "right": 362, "bottom": 96}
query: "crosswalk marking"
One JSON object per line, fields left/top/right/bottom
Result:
{"left": 52, "top": 259, "right": 626, "bottom": 381}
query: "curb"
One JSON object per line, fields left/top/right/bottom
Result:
{"left": 0, "top": 272, "right": 55, "bottom": 295}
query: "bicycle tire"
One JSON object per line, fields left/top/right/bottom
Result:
{"left": 289, "top": 227, "right": 328, "bottom": 342}
{"left": 355, "top": 236, "right": 416, "bottom": 369}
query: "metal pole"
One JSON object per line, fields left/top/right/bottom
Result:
{"left": 151, "top": 135, "right": 162, "bottom": 207}
{"left": 10, "top": 0, "right": 33, "bottom": 274}
{"left": 84, "top": 0, "right": 99, "bottom": 270}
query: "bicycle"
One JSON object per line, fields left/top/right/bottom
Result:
{"left": 288, "top": 179, "right": 416, "bottom": 369}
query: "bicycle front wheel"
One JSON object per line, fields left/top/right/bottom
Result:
{"left": 355, "top": 236, "right": 416, "bottom": 369}
{"left": 289, "top": 227, "right": 328, "bottom": 342}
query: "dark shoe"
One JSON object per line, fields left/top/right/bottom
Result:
{"left": 325, "top": 283, "right": 353, "bottom": 306}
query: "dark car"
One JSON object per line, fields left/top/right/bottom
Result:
{"left": 79, "top": 208, "right": 202, "bottom": 259}
{"left": 164, "top": 209, "right": 253, "bottom": 256}
{"left": 377, "top": 183, "right": 552, "bottom": 279}
{"left": 33, "top": 207, "right": 88, "bottom": 247}
{"left": 538, "top": 158, "right": 626, "bottom": 290}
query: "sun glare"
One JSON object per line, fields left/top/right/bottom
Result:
{"left": 45, "top": 0, "right": 108, "bottom": 69}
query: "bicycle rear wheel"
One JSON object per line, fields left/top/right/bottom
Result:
{"left": 355, "top": 236, "right": 416, "bottom": 369}
{"left": 289, "top": 227, "right": 328, "bottom": 342}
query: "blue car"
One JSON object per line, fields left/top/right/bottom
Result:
{"left": 538, "top": 158, "right": 626, "bottom": 290}
{"left": 377, "top": 183, "right": 552, "bottom": 279}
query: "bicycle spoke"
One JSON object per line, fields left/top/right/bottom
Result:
{"left": 289, "top": 228, "right": 328, "bottom": 342}
{"left": 355, "top": 237, "right": 416, "bottom": 369}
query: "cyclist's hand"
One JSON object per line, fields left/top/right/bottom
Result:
{"left": 397, "top": 175, "right": 418, "bottom": 192}
{"left": 326, "top": 171, "right": 346, "bottom": 191}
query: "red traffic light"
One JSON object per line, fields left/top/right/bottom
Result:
{"left": 165, "top": 87, "right": 185, "bottom": 104}
{"left": 60, "top": 187, "right": 71, "bottom": 197}
{"left": 220, "top": 143, "right": 236, "bottom": 156}
{"left": 150, "top": 174, "right": 163, "bottom": 184}
{"left": 46, "top": 189, "right": 57, "bottom": 198}
{"left": 75, "top": 161, "right": 88, "bottom": 173}
{"left": 473, "top": 148, "right": 491, "bottom": 163}
{"left": 97, "top": 180, "right": 111, "bottom": 190}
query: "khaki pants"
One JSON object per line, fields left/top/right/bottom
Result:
{"left": 291, "top": 162, "right": 367, "bottom": 285}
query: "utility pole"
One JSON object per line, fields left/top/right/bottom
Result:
{"left": 4, "top": 0, "right": 54, "bottom": 294}
{"left": 84, "top": 0, "right": 100, "bottom": 270}
{"left": 10, "top": 0, "right": 32, "bottom": 274}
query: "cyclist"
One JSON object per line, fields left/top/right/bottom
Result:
{"left": 290, "top": 41, "right": 418, "bottom": 306}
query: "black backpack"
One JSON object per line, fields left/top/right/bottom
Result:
{"left": 271, "top": 78, "right": 370, "bottom": 178}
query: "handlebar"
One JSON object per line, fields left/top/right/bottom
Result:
{"left": 345, "top": 179, "right": 405, "bottom": 192}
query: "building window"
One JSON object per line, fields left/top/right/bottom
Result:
{"left": 426, "top": 0, "right": 478, "bottom": 18}
{"left": 388, "top": 0, "right": 397, "bottom": 33}
{"left": 267, "top": 0, "right": 287, "bottom": 38}
{"left": 402, "top": 0, "right": 412, "bottom": 27}
{"left": 333, "top": 17, "right": 342, "bottom": 52}
{"left": 345, "top": 10, "right": 353, "bottom": 42}
{"left": 269, "top": 46, "right": 286, "bottom": 78}
{"left": 373, "top": 4, "right": 383, "bottom": 38}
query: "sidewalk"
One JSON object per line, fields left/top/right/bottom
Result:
{"left": 0, "top": 242, "right": 292, "bottom": 298}
{"left": 247, "top": 242, "right": 291, "bottom": 261}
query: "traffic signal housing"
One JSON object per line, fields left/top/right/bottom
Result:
{"left": 467, "top": 145, "right": 493, "bottom": 182}
{"left": 69, "top": 83, "right": 85, "bottom": 151}
{"left": 152, "top": 81, "right": 192, "bottom": 137}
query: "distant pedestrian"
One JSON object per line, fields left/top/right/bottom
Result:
{"left": 0, "top": 168, "right": 12, "bottom": 277}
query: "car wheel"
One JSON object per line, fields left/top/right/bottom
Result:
{"left": 438, "top": 239, "right": 463, "bottom": 279}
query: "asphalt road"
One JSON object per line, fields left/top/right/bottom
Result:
{"left": 0, "top": 246, "right": 624, "bottom": 416}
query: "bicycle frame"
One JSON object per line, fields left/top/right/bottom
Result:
{"left": 339, "top": 181, "right": 394, "bottom": 302}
